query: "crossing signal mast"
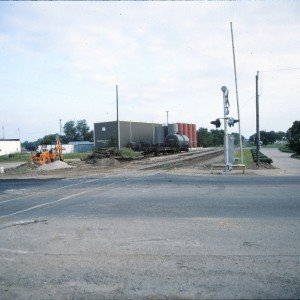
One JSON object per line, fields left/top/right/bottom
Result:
{"left": 210, "top": 86, "right": 239, "bottom": 172}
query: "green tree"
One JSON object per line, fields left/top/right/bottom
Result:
{"left": 249, "top": 130, "right": 286, "bottom": 146}
{"left": 289, "top": 134, "right": 300, "bottom": 155}
{"left": 38, "top": 134, "right": 59, "bottom": 145}
{"left": 197, "top": 127, "right": 242, "bottom": 147}
{"left": 211, "top": 129, "right": 224, "bottom": 146}
{"left": 260, "top": 131, "right": 273, "bottom": 146}
{"left": 76, "top": 119, "right": 93, "bottom": 141}
{"left": 22, "top": 141, "right": 38, "bottom": 151}
{"left": 288, "top": 121, "right": 300, "bottom": 155}
{"left": 231, "top": 133, "right": 246, "bottom": 146}
{"left": 276, "top": 131, "right": 287, "bottom": 141}
{"left": 63, "top": 121, "right": 77, "bottom": 142}
{"left": 63, "top": 119, "right": 93, "bottom": 142}
{"left": 288, "top": 121, "right": 300, "bottom": 139}
{"left": 197, "top": 127, "right": 213, "bottom": 147}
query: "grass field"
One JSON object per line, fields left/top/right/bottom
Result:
{"left": 0, "top": 151, "right": 92, "bottom": 163}
{"left": 0, "top": 148, "right": 141, "bottom": 163}
{"left": 235, "top": 147, "right": 253, "bottom": 166}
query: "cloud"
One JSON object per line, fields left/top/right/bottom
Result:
{"left": 1, "top": 1, "right": 300, "bottom": 141}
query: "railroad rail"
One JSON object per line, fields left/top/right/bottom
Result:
{"left": 138, "top": 148, "right": 224, "bottom": 171}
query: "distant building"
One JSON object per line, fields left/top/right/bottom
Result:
{"left": 0, "top": 139, "right": 21, "bottom": 156}
{"left": 37, "top": 141, "right": 94, "bottom": 154}
{"left": 68, "top": 141, "right": 94, "bottom": 152}
{"left": 94, "top": 121, "right": 160, "bottom": 149}
{"left": 94, "top": 121, "right": 197, "bottom": 149}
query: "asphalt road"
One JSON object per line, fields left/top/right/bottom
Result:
{"left": 260, "top": 147, "right": 300, "bottom": 176}
{"left": 0, "top": 172, "right": 300, "bottom": 300}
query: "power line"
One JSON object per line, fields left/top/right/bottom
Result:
{"left": 261, "top": 67, "right": 300, "bottom": 73}
{"left": 240, "top": 94, "right": 255, "bottom": 110}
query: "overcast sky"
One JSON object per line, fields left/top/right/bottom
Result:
{"left": 1, "top": 1, "right": 300, "bottom": 142}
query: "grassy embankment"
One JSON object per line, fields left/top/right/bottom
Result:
{"left": 0, "top": 148, "right": 141, "bottom": 163}
{"left": 0, "top": 152, "right": 92, "bottom": 163}
{"left": 235, "top": 147, "right": 253, "bottom": 167}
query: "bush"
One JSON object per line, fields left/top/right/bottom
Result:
{"left": 279, "top": 144, "right": 293, "bottom": 153}
{"left": 250, "top": 148, "right": 273, "bottom": 164}
{"left": 0, "top": 152, "right": 31, "bottom": 162}
{"left": 119, "top": 148, "right": 142, "bottom": 159}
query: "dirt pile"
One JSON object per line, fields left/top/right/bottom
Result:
{"left": 85, "top": 148, "right": 118, "bottom": 164}
{"left": 37, "top": 161, "right": 73, "bottom": 171}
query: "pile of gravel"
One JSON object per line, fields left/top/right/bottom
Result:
{"left": 37, "top": 160, "right": 73, "bottom": 171}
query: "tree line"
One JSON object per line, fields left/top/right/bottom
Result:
{"left": 22, "top": 119, "right": 300, "bottom": 156}
{"left": 248, "top": 131, "right": 286, "bottom": 146}
{"left": 22, "top": 119, "right": 93, "bottom": 151}
{"left": 287, "top": 121, "right": 300, "bottom": 155}
{"left": 197, "top": 127, "right": 244, "bottom": 147}
{"left": 197, "top": 120, "right": 300, "bottom": 156}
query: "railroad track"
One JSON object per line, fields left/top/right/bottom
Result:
{"left": 138, "top": 148, "right": 224, "bottom": 171}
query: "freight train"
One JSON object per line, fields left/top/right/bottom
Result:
{"left": 127, "top": 133, "right": 190, "bottom": 156}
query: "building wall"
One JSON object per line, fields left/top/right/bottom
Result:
{"left": 0, "top": 140, "right": 21, "bottom": 156}
{"left": 94, "top": 121, "right": 118, "bottom": 148}
{"left": 68, "top": 141, "right": 94, "bottom": 152}
{"left": 94, "top": 121, "right": 160, "bottom": 149}
{"left": 94, "top": 121, "right": 197, "bottom": 149}
{"left": 121, "top": 121, "right": 158, "bottom": 145}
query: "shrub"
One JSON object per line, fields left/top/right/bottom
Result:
{"left": 250, "top": 148, "right": 273, "bottom": 164}
{"left": 288, "top": 134, "right": 300, "bottom": 155}
{"left": 119, "top": 148, "right": 142, "bottom": 159}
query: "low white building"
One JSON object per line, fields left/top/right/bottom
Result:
{"left": 37, "top": 141, "right": 93, "bottom": 154}
{"left": 37, "top": 144, "right": 74, "bottom": 154}
{"left": 0, "top": 139, "right": 21, "bottom": 156}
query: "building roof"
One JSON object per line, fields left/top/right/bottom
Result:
{"left": 68, "top": 141, "right": 94, "bottom": 145}
{"left": 0, "top": 139, "right": 20, "bottom": 142}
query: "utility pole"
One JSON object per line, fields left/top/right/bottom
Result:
{"left": 59, "top": 119, "right": 62, "bottom": 136}
{"left": 255, "top": 71, "right": 260, "bottom": 167}
{"left": 166, "top": 111, "right": 169, "bottom": 125}
{"left": 116, "top": 85, "right": 120, "bottom": 152}
{"left": 230, "top": 22, "right": 243, "bottom": 163}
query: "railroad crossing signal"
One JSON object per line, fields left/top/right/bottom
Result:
{"left": 211, "top": 118, "right": 221, "bottom": 128}
{"left": 227, "top": 117, "right": 239, "bottom": 127}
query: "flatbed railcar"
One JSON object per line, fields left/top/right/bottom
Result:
{"left": 128, "top": 134, "right": 190, "bottom": 157}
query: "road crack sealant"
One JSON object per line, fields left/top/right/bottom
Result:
{"left": 0, "top": 219, "right": 47, "bottom": 230}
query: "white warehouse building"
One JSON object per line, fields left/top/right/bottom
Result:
{"left": 0, "top": 139, "right": 21, "bottom": 156}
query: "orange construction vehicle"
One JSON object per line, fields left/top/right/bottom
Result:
{"left": 31, "top": 139, "right": 63, "bottom": 165}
